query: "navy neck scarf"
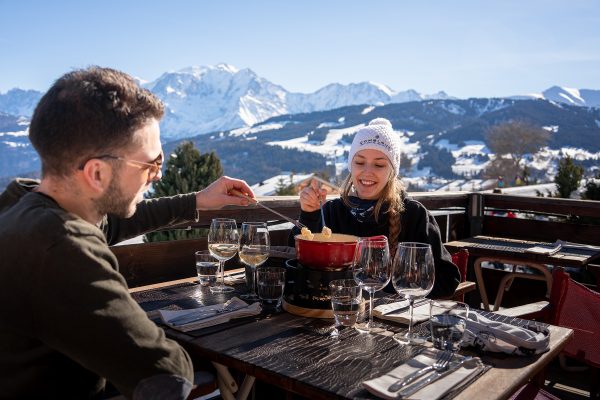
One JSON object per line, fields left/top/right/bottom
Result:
{"left": 348, "top": 196, "right": 379, "bottom": 223}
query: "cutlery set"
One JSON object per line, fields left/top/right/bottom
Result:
{"left": 389, "top": 354, "right": 475, "bottom": 397}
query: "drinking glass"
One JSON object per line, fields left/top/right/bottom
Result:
{"left": 208, "top": 218, "right": 239, "bottom": 293}
{"left": 257, "top": 266, "right": 285, "bottom": 310}
{"left": 329, "top": 279, "right": 362, "bottom": 336}
{"left": 392, "top": 242, "right": 435, "bottom": 344}
{"left": 430, "top": 300, "right": 469, "bottom": 353}
{"left": 195, "top": 250, "right": 219, "bottom": 287}
{"left": 352, "top": 236, "right": 391, "bottom": 333}
{"left": 239, "top": 222, "right": 270, "bottom": 300}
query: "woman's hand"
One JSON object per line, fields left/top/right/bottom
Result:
{"left": 299, "top": 181, "right": 327, "bottom": 212}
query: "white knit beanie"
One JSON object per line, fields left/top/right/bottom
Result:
{"left": 348, "top": 118, "right": 401, "bottom": 176}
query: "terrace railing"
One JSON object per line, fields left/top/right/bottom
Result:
{"left": 111, "top": 191, "right": 600, "bottom": 288}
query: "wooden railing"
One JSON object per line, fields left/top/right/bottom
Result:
{"left": 111, "top": 191, "right": 599, "bottom": 288}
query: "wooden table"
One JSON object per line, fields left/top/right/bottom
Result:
{"left": 131, "top": 277, "right": 574, "bottom": 400}
{"left": 445, "top": 236, "right": 600, "bottom": 311}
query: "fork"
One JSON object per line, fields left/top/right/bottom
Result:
{"left": 388, "top": 351, "right": 452, "bottom": 392}
{"left": 229, "top": 189, "right": 306, "bottom": 229}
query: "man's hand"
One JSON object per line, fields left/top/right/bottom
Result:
{"left": 195, "top": 176, "right": 255, "bottom": 210}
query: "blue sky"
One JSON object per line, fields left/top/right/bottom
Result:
{"left": 1, "top": 0, "right": 599, "bottom": 98}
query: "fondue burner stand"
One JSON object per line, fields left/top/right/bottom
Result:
{"left": 282, "top": 259, "right": 355, "bottom": 318}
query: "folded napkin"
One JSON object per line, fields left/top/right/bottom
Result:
{"left": 373, "top": 300, "right": 430, "bottom": 325}
{"left": 462, "top": 311, "right": 550, "bottom": 356}
{"left": 159, "top": 297, "right": 261, "bottom": 332}
{"left": 525, "top": 243, "right": 561, "bottom": 255}
{"left": 363, "top": 348, "right": 484, "bottom": 400}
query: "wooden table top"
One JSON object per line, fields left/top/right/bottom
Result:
{"left": 445, "top": 235, "right": 600, "bottom": 267}
{"left": 131, "top": 276, "right": 573, "bottom": 400}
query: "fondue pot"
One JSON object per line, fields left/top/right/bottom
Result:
{"left": 294, "top": 233, "right": 359, "bottom": 270}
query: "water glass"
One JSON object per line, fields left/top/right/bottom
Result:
{"left": 329, "top": 279, "right": 362, "bottom": 329}
{"left": 429, "top": 300, "right": 469, "bottom": 352}
{"left": 195, "top": 250, "right": 218, "bottom": 287}
{"left": 257, "top": 266, "right": 285, "bottom": 310}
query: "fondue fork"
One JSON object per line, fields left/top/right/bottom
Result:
{"left": 229, "top": 189, "right": 306, "bottom": 229}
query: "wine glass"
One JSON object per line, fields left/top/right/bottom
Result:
{"left": 392, "top": 242, "right": 435, "bottom": 344}
{"left": 208, "top": 218, "right": 239, "bottom": 294}
{"left": 352, "top": 236, "right": 391, "bottom": 334}
{"left": 239, "top": 222, "right": 270, "bottom": 300}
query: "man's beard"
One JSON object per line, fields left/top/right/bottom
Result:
{"left": 95, "top": 173, "right": 137, "bottom": 219}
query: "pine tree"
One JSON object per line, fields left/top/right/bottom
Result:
{"left": 274, "top": 175, "right": 297, "bottom": 195}
{"left": 554, "top": 155, "right": 584, "bottom": 198}
{"left": 145, "top": 141, "right": 223, "bottom": 242}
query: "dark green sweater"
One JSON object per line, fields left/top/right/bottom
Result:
{"left": 0, "top": 179, "right": 195, "bottom": 398}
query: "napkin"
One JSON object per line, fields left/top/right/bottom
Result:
{"left": 159, "top": 297, "right": 261, "bottom": 332}
{"left": 363, "top": 348, "right": 485, "bottom": 400}
{"left": 373, "top": 300, "right": 430, "bottom": 325}
{"left": 525, "top": 243, "right": 561, "bottom": 255}
{"left": 462, "top": 311, "right": 550, "bottom": 356}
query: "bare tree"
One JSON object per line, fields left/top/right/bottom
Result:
{"left": 484, "top": 121, "right": 550, "bottom": 183}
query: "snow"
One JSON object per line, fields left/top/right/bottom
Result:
{"left": 266, "top": 124, "right": 363, "bottom": 157}
{"left": 0, "top": 130, "right": 28, "bottom": 137}
{"left": 250, "top": 173, "right": 314, "bottom": 196}
{"left": 562, "top": 87, "right": 584, "bottom": 103}
{"left": 361, "top": 106, "right": 375, "bottom": 115}
{"left": 2, "top": 141, "right": 28, "bottom": 148}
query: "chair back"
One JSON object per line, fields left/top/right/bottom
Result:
{"left": 451, "top": 249, "right": 469, "bottom": 282}
{"left": 451, "top": 249, "right": 469, "bottom": 302}
{"left": 549, "top": 267, "right": 600, "bottom": 368}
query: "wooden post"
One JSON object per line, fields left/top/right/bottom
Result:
{"left": 468, "top": 192, "right": 483, "bottom": 236}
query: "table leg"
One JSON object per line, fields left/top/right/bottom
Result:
{"left": 474, "top": 257, "right": 553, "bottom": 312}
{"left": 236, "top": 375, "right": 256, "bottom": 400}
{"left": 213, "top": 362, "right": 238, "bottom": 394}
{"left": 474, "top": 257, "right": 491, "bottom": 311}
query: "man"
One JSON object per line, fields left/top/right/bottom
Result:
{"left": 0, "top": 67, "right": 254, "bottom": 399}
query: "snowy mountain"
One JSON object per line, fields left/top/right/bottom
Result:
{"left": 0, "top": 89, "right": 42, "bottom": 118}
{"left": 145, "top": 63, "right": 453, "bottom": 139}
{"left": 515, "top": 86, "right": 600, "bottom": 108}
{"left": 1, "top": 63, "right": 598, "bottom": 141}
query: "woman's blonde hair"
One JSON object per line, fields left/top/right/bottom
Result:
{"left": 341, "top": 169, "right": 406, "bottom": 256}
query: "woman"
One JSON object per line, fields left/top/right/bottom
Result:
{"left": 289, "top": 118, "right": 460, "bottom": 298}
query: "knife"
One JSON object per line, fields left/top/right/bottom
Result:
{"left": 396, "top": 356, "right": 475, "bottom": 398}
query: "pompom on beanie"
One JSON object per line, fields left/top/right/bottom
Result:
{"left": 347, "top": 118, "right": 401, "bottom": 176}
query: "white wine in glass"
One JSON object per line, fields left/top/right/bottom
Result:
{"left": 239, "top": 222, "right": 270, "bottom": 300}
{"left": 392, "top": 242, "right": 435, "bottom": 344}
{"left": 352, "top": 236, "right": 391, "bottom": 334}
{"left": 208, "top": 218, "right": 239, "bottom": 293}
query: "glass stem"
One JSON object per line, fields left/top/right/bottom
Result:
{"left": 407, "top": 298, "right": 415, "bottom": 337}
{"left": 220, "top": 261, "right": 225, "bottom": 287}
{"left": 250, "top": 265, "right": 257, "bottom": 297}
{"left": 369, "top": 292, "right": 374, "bottom": 329}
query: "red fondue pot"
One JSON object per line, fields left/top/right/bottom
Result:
{"left": 294, "top": 233, "right": 359, "bottom": 270}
